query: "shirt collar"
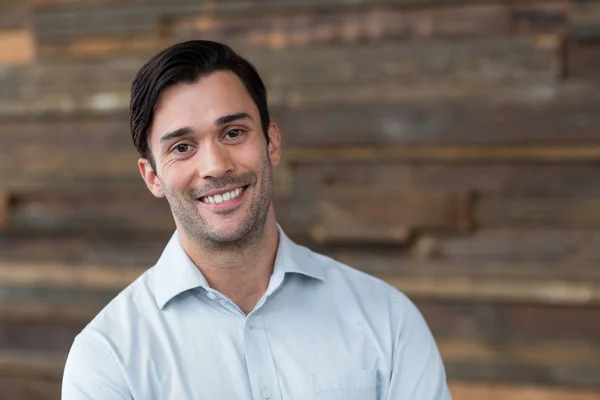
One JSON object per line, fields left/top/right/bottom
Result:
{"left": 153, "top": 225, "right": 325, "bottom": 310}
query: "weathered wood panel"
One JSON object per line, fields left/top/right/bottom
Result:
{"left": 172, "top": 4, "right": 511, "bottom": 48}
{"left": 0, "top": 192, "right": 8, "bottom": 230}
{"left": 0, "top": 38, "right": 559, "bottom": 116}
{"left": 0, "top": 350, "right": 64, "bottom": 379}
{"left": 419, "top": 229, "right": 600, "bottom": 263}
{"left": 510, "top": 1, "right": 569, "bottom": 35}
{"left": 275, "top": 95, "right": 600, "bottom": 146}
{"left": 451, "top": 382, "right": 600, "bottom": 400}
{"left": 459, "top": 383, "right": 600, "bottom": 400}
{"left": 0, "top": 117, "right": 139, "bottom": 187}
{"left": 442, "top": 341, "right": 600, "bottom": 388}
{"left": 314, "top": 187, "right": 472, "bottom": 242}
{"left": 294, "top": 163, "right": 600, "bottom": 196}
{"left": 571, "top": 0, "right": 600, "bottom": 41}
{"left": 8, "top": 190, "right": 173, "bottom": 235}
{"left": 0, "top": 30, "right": 34, "bottom": 65}
{"left": 0, "top": 377, "right": 61, "bottom": 400}
{"left": 476, "top": 195, "right": 600, "bottom": 228}
{"left": 284, "top": 145, "right": 600, "bottom": 164}
{"left": 0, "top": 234, "right": 167, "bottom": 266}
{"left": 568, "top": 41, "right": 600, "bottom": 80}
{"left": 0, "top": 0, "right": 28, "bottom": 30}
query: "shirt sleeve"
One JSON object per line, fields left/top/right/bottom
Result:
{"left": 386, "top": 290, "right": 453, "bottom": 400}
{"left": 62, "top": 333, "right": 132, "bottom": 400}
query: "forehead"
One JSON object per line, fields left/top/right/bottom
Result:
{"left": 150, "top": 71, "right": 258, "bottom": 140}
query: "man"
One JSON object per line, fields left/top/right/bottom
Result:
{"left": 62, "top": 40, "right": 452, "bottom": 399}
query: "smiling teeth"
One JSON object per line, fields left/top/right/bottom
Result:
{"left": 202, "top": 187, "right": 244, "bottom": 204}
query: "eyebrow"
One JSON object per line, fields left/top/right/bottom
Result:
{"left": 159, "top": 127, "right": 194, "bottom": 145}
{"left": 158, "top": 113, "right": 252, "bottom": 145}
{"left": 215, "top": 112, "right": 252, "bottom": 126}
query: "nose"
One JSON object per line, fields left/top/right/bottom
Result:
{"left": 197, "top": 141, "right": 234, "bottom": 179}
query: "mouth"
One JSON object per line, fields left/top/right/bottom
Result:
{"left": 198, "top": 185, "right": 248, "bottom": 205}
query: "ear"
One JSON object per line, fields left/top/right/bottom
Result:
{"left": 266, "top": 122, "right": 282, "bottom": 167}
{"left": 138, "top": 158, "right": 165, "bottom": 198}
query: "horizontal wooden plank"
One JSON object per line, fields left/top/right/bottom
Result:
{"left": 567, "top": 41, "right": 600, "bottom": 80}
{"left": 0, "top": 192, "right": 8, "bottom": 230}
{"left": 418, "top": 300, "right": 600, "bottom": 344}
{"left": 0, "top": 377, "right": 61, "bottom": 400}
{"left": 315, "top": 187, "right": 472, "bottom": 239}
{"left": 0, "top": 263, "right": 143, "bottom": 289}
{"left": 450, "top": 381, "right": 600, "bottom": 400}
{"left": 172, "top": 4, "right": 512, "bottom": 49}
{"left": 8, "top": 190, "right": 174, "bottom": 235}
{"left": 510, "top": 0, "right": 569, "bottom": 35}
{"left": 285, "top": 144, "right": 600, "bottom": 164}
{"left": 413, "top": 229, "right": 600, "bottom": 263}
{"left": 571, "top": 0, "right": 600, "bottom": 41}
{"left": 309, "top": 224, "right": 412, "bottom": 245}
{"left": 38, "top": 4, "right": 515, "bottom": 58}
{"left": 276, "top": 91, "right": 600, "bottom": 146}
{"left": 32, "top": 0, "right": 569, "bottom": 59}
{"left": 0, "top": 232, "right": 168, "bottom": 266}
{"left": 0, "top": 38, "right": 559, "bottom": 116}
{"left": 293, "top": 163, "right": 600, "bottom": 196}
{"left": 476, "top": 195, "right": 600, "bottom": 228}
{"left": 390, "top": 275, "right": 600, "bottom": 305}
{"left": 0, "top": 350, "right": 64, "bottom": 379}
{"left": 0, "top": 30, "right": 34, "bottom": 65}
{"left": 0, "top": 1, "right": 28, "bottom": 30}
{"left": 442, "top": 340, "right": 600, "bottom": 387}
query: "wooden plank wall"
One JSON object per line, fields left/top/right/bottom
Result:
{"left": 1, "top": 0, "right": 600, "bottom": 398}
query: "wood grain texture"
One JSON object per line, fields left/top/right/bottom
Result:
{"left": 510, "top": 0, "right": 569, "bottom": 35}
{"left": 568, "top": 41, "right": 600, "bottom": 80}
{"left": 172, "top": 4, "right": 511, "bottom": 49}
{"left": 420, "top": 229, "right": 600, "bottom": 263}
{"left": 450, "top": 381, "right": 600, "bottom": 400}
{"left": 293, "top": 163, "right": 600, "bottom": 196}
{"left": 0, "top": 192, "right": 8, "bottom": 230}
{"left": 571, "top": 0, "right": 600, "bottom": 40}
{"left": 0, "top": 0, "right": 28, "bottom": 30}
{"left": 275, "top": 96, "right": 600, "bottom": 146}
{"left": 0, "top": 30, "right": 34, "bottom": 65}
{"left": 8, "top": 190, "right": 174, "bottom": 235}
{"left": 476, "top": 195, "right": 600, "bottom": 228}
{"left": 0, "top": 38, "right": 559, "bottom": 116}
{"left": 316, "top": 187, "right": 472, "bottom": 237}
{"left": 0, "top": 377, "right": 61, "bottom": 400}
{"left": 0, "top": 350, "right": 65, "bottom": 379}
{"left": 285, "top": 144, "right": 600, "bottom": 164}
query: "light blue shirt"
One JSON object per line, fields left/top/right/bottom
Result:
{"left": 62, "top": 227, "right": 452, "bottom": 399}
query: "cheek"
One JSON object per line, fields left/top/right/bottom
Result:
{"left": 162, "top": 160, "right": 195, "bottom": 191}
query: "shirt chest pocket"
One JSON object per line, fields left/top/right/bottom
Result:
{"left": 310, "top": 369, "right": 378, "bottom": 400}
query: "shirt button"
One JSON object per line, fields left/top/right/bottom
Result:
{"left": 206, "top": 292, "right": 216, "bottom": 300}
{"left": 261, "top": 388, "right": 271, "bottom": 399}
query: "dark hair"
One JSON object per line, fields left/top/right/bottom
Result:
{"left": 129, "top": 40, "right": 270, "bottom": 170}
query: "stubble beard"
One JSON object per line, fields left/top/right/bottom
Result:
{"left": 164, "top": 151, "right": 274, "bottom": 251}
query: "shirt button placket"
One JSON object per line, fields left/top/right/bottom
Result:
{"left": 244, "top": 315, "right": 281, "bottom": 400}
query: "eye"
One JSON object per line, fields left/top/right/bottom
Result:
{"left": 224, "top": 129, "right": 244, "bottom": 140}
{"left": 173, "top": 143, "right": 190, "bottom": 153}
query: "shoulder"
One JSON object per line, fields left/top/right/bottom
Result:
{"left": 303, "top": 246, "right": 406, "bottom": 309}
{"left": 79, "top": 266, "right": 159, "bottom": 344}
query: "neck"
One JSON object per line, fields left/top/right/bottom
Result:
{"left": 178, "top": 208, "right": 279, "bottom": 314}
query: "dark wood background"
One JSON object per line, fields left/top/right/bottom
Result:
{"left": 1, "top": 0, "right": 600, "bottom": 398}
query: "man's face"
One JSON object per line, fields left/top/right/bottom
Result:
{"left": 140, "top": 71, "right": 281, "bottom": 246}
